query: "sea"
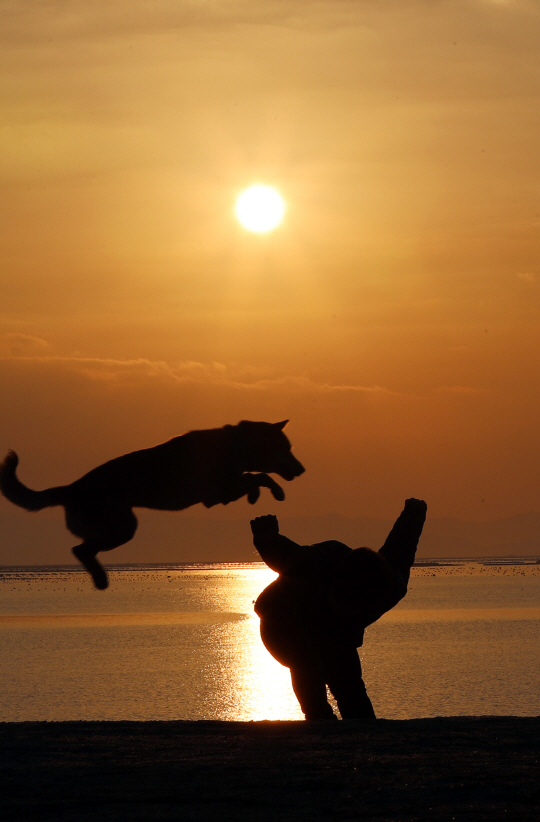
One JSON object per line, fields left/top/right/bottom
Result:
{"left": 1, "top": 560, "right": 539, "bottom": 722}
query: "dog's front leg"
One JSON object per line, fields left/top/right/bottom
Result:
{"left": 217, "top": 473, "right": 285, "bottom": 506}
{"left": 246, "top": 473, "right": 285, "bottom": 504}
{"left": 211, "top": 474, "right": 260, "bottom": 506}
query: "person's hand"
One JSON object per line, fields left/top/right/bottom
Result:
{"left": 250, "top": 514, "right": 280, "bottom": 539}
{"left": 404, "top": 498, "right": 427, "bottom": 514}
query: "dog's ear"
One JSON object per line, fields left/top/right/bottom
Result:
{"left": 275, "top": 420, "right": 289, "bottom": 430}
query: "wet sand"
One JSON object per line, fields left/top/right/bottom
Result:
{"left": 2, "top": 717, "right": 539, "bottom": 821}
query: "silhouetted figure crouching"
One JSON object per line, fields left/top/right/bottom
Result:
{"left": 251, "top": 498, "right": 427, "bottom": 720}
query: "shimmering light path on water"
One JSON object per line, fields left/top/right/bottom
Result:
{"left": 0, "top": 562, "right": 539, "bottom": 722}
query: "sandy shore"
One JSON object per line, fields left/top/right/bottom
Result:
{"left": 2, "top": 717, "right": 539, "bottom": 821}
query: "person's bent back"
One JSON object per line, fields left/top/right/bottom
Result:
{"left": 251, "top": 498, "right": 427, "bottom": 720}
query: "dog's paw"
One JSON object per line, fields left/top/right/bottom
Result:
{"left": 248, "top": 486, "right": 261, "bottom": 504}
{"left": 270, "top": 482, "right": 285, "bottom": 501}
{"left": 72, "top": 546, "right": 109, "bottom": 590}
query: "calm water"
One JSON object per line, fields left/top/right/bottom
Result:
{"left": 0, "top": 561, "right": 539, "bottom": 722}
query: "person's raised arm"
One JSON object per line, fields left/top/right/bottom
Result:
{"left": 378, "top": 498, "right": 427, "bottom": 585}
{"left": 250, "top": 515, "right": 313, "bottom": 575}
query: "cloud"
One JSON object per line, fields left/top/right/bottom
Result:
{"left": 0, "top": 351, "right": 396, "bottom": 396}
{"left": 0, "top": 333, "right": 50, "bottom": 357}
{"left": 5, "top": 0, "right": 532, "bottom": 52}
{"left": 1, "top": 351, "right": 490, "bottom": 399}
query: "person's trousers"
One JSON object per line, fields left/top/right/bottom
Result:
{"left": 260, "top": 622, "right": 375, "bottom": 720}
{"left": 290, "top": 642, "right": 375, "bottom": 720}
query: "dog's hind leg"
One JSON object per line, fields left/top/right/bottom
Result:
{"left": 72, "top": 543, "right": 111, "bottom": 590}
{"left": 67, "top": 505, "right": 138, "bottom": 590}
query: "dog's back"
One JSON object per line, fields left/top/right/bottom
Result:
{"left": 70, "top": 427, "right": 235, "bottom": 510}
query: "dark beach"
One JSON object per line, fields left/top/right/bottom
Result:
{"left": 2, "top": 717, "right": 539, "bottom": 821}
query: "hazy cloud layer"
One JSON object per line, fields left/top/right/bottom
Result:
{"left": 0, "top": 349, "right": 395, "bottom": 394}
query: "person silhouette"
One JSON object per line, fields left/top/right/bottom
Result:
{"left": 250, "top": 498, "right": 427, "bottom": 720}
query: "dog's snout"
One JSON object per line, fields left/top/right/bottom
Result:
{"left": 279, "top": 456, "right": 305, "bottom": 481}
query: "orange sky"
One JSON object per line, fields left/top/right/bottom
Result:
{"left": 2, "top": 1, "right": 540, "bottom": 559}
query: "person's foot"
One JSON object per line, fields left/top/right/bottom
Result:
{"left": 72, "top": 546, "right": 109, "bottom": 590}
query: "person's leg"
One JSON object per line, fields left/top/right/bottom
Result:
{"left": 325, "top": 644, "right": 376, "bottom": 719}
{"left": 259, "top": 621, "right": 337, "bottom": 720}
{"left": 290, "top": 663, "right": 337, "bottom": 721}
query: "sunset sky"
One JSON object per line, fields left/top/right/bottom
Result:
{"left": 2, "top": 1, "right": 540, "bottom": 563}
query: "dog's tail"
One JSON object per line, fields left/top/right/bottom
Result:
{"left": 0, "top": 451, "right": 66, "bottom": 511}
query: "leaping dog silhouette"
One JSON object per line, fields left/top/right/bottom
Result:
{"left": 0, "top": 420, "right": 305, "bottom": 589}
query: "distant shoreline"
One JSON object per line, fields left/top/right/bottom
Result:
{"left": 1, "top": 555, "right": 539, "bottom": 574}
{"left": 2, "top": 717, "right": 539, "bottom": 821}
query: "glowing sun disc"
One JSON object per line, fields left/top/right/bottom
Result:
{"left": 235, "top": 185, "right": 286, "bottom": 233}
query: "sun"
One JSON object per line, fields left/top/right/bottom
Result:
{"left": 235, "top": 185, "right": 286, "bottom": 233}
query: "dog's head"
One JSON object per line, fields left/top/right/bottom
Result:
{"left": 236, "top": 420, "right": 305, "bottom": 481}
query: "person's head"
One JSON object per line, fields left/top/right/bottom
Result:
{"left": 330, "top": 547, "right": 397, "bottom": 616}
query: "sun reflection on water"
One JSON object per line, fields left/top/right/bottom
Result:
{"left": 217, "top": 614, "right": 303, "bottom": 721}
{"left": 1, "top": 564, "right": 538, "bottom": 722}
{"left": 188, "top": 566, "right": 303, "bottom": 721}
